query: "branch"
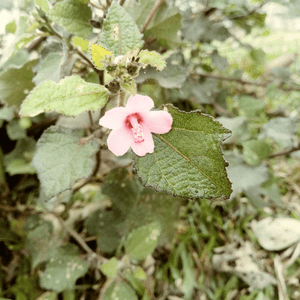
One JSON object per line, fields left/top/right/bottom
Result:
{"left": 141, "top": 0, "right": 165, "bottom": 33}
{"left": 269, "top": 144, "right": 300, "bottom": 159}
{"left": 196, "top": 72, "right": 300, "bottom": 91}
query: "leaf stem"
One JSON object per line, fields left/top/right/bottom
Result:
{"left": 195, "top": 72, "right": 300, "bottom": 92}
{"left": 269, "top": 144, "right": 300, "bottom": 158}
{"left": 141, "top": 0, "right": 165, "bottom": 33}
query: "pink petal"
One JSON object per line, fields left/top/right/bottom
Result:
{"left": 99, "top": 107, "right": 127, "bottom": 129}
{"left": 125, "top": 94, "right": 154, "bottom": 113}
{"left": 107, "top": 127, "right": 133, "bottom": 156}
{"left": 142, "top": 111, "right": 173, "bottom": 134}
{"left": 131, "top": 125, "right": 154, "bottom": 156}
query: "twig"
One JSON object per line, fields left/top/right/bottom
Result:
{"left": 196, "top": 72, "right": 300, "bottom": 91}
{"left": 269, "top": 144, "right": 300, "bottom": 158}
{"left": 141, "top": 0, "right": 165, "bottom": 33}
{"left": 56, "top": 215, "right": 108, "bottom": 263}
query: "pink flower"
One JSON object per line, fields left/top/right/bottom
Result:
{"left": 99, "top": 94, "right": 173, "bottom": 156}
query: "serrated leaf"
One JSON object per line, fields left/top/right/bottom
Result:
{"left": 20, "top": 75, "right": 109, "bottom": 117}
{"left": 40, "top": 247, "right": 89, "bottom": 293}
{"left": 125, "top": 222, "right": 161, "bottom": 260}
{"left": 35, "top": 0, "right": 49, "bottom": 12}
{"left": 251, "top": 217, "right": 300, "bottom": 251}
{"left": 134, "top": 105, "right": 232, "bottom": 199}
{"left": 32, "top": 126, "right": 99, "bottom": 199}
{"left": 100, "top": 2, "right": 143, "bottom": 55}
{"left": 139, "top": 50, "right": 166, "bottom": 71}
{"left": 120, "top": 80, "right": 136, "bottom": 95}
{"left": 104, "top": 281, "right": 138, "bottom": 300}
{"left": 90, "top": 44, "right": 113, "bottom": 70}
{"left": 100, "top": 257, "right": 118, "bottom": 278}
{"left": 48, "top": 0, "right": 92, "bottom": 38}
{"left": 0, "top": 60, "right": 36, "bottom": 108}
{"left": 243, "top": 140, "right": 271, "bottom": 166}
{"left": 33, "top": 52, "right": 63, "bottom": 85}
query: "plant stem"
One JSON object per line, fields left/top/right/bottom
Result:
{"left": 269, "top": 144, "right": 300, "bottom": 158}
{"left": 195, "top": 72, "right": 300, "bottom": 91}
{"left": 141, "top": 0, "right": 165, "bottom": 33}
{"left": 119, "top": 90, "right": 126, "bottom": 107}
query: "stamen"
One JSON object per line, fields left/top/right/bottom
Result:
{"left": 125, "top": 114, "right": 144, "bottom": 143}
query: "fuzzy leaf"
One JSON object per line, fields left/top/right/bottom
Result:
{"left": 48, "top": 0, "right": 92, "bottom": 38}
{"left": 33, "top": 52, "right": 63, "bottom": 85}
{"left": 104, "top": 282, "right": 138, "bottom": 300}
{"left": 134, "top": 105, "right": 232, "bottom": 199}
{"left": 72, "top": 37, "right": 89, "bottom": 52}
{"left": 0, "top": 60, "right": 36, "bottom": 108}
{"left": 100, "top": 257, "right": 118, "bottom": 278}
{"left": 90, "top": 44, "right": 113, "bottom": 70}
{"left": 32, "top": 126, "right": 99, "bottom": 199}
{"left": 100, "top": 2, "right": 143, "bottom": 55}
{"left": 125, "top": 222, "right": 161, "bottom": 260}
{"left": 20, "top": 75, "right": 109, "bottom": 117}
{"left": 40, "top": 245, "right": 89, "bottom": 293}
{"left": 242, "top": 140, "right": 271, "bottom": 166}
{"left": 139, "top": 50, "right": 166, "bottom": 71}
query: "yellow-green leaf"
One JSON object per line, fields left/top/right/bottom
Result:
{"left": 90, "top": 44, "right": 113, "bottom": 70}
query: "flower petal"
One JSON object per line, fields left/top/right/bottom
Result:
{"left": 142, "top": 111, "right": 173, "bottom": 134}
{"left": 131, "top": 125, "right": 154, "bottom": 156}
{"left": 99, "top": 107, "right": 127, "bottom": 129}
{"left": 107, "top": 127, "right": 133, "bottom": 156}
{"left": 125, "top": 94, "right": 154, "bottom": 113}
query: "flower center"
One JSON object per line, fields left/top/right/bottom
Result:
{"left": 125, "top": 113, "right": 144, "bottom": 144}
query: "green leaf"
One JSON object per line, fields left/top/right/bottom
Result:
{"left": 40, "top": 246, "right": 89, "bottom": 293}
{"left": 0, "top": 60, "right": 36, "bottom": 108}
{"left": 238, "top": 95, "right": 265, "bottom": 117}
{"left": 48, "top": 0, "right": 92, "bottom": 38}
{"left": 125, "top": 222, "right": 161, "bottom": 260}
{"left": 20, "top": 75, "right": 109, "bottom": 117}
{"left": 5, "top": 20, "right": 17, "bottom": 33}
{"left": 211, "top": 50, "right": 228, "bottom": 71}
{"left": 134, "top": 105, "right": 232, "bottom": 199}
{"left": 144, "top": 3, "right": 182, "bottom": 49}
{"left": 121, "top": 187, "right": 181, "bottom": 245}
{"left": 33, "top": 53, "right": 63, "bottom": 85}
{"left": 90, "top": 44, "right": 113, "bottom": 70}
{"left": 35, "top": 0, "right": 49, "bottom": 12}
{"left": 243, "top": 140, "right": 271, "bottom": 166}
{"left": 4, "top": 138, "right": 36, "bottom": 176}
{"left": 6, "top": 119, "right": 27, "bottom": 140}
{"left": 100, "top": 2, "right": 143, "bottom": 55}
{"left": 32, "top": 126, "right": 99, "bottom": 199}
{"left": 259, "top": 117, "right": 299, "bottom": 148}
{"left": 72, "top": 37, "right": 89, "bottom": 52}
{"left": 104, "top": 282, "right": 138, "bottom": 300}
{"left": 225, "top": 152, "right": 269, "bottom": 206}
{"left": 217, "top": 116, "right": 250, "bottom": 144}
{"left": 136, "top": 64, "right": 187, "bottom": 89}
{"left": 100, "top": 257, "right": 118, "bottom": 279}
{"left": 25, "top": 216, "right": 55, "bottom": 268}
{"left": 139, "top": 50, "right": 166, "bottom": 71}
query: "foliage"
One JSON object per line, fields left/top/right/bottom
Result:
{"left": 0, "top": 0, "right": 300, "bottom": 299}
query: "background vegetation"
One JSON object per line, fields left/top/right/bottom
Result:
{"left": 0, "top": 0, "right": 300, "bottom": 299}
